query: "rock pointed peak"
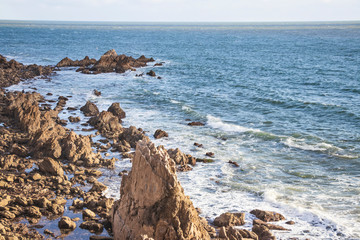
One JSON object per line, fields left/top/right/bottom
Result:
{"left": 103, "top": 49, "right": 117, "bottom": 57}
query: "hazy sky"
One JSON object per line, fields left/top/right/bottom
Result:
{"left": 0, "top": 0, "right": 359, "bottom": 22}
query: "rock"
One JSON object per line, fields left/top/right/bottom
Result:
{"left": 26, "top": 206, "right": 42, "bottom": 218}
{"left": 58, "top": 216, "right": 76, "bottom": 231}
{"left": 83, "top": 209, "right": 97, "bottom": 220}
{"left": 44, "top": 229, "right": 55, "bottom": 237}
{"left": 118, "top": 126, "right": 149, "bottom": 148}
{"left": 286, "top": 220, "right": 295, "bottom": 225}
{"left": 196, "top": 158, "right": 214, "bottom": 163}
{"left": 188, "top": 121, "right": 205, "bottom": 126}
{"left": 146, "top": 70, "right": 156, "bottom": 77}
{"left": 253, "top": 219, "right": 289, "bottom": 231}
{"left": 167, "top": 148, "right": 196, "bottom": 166}
{"left": 72, "top": 199, "right": 85, "bottom": 209}
{"left": 93, "top": 89, "right": 101, "bottom": 96}
{"left": 80, "top": 221, "right": 104, "bottom": 233}
{"left": 0, "top": 211, "right": 16, "bottom": 219}
{"left": 10, "top": 143, "right": 28, "bottom": 157}
{"left": 38, "top": 157, "right": 64, "bottom": 177}
{"left": 226, "top": 227, "right": 259, "bottom": 240}
{"left": 108, "top": 102, "right": 126, "bottom": 121}
{"left": 194, "top": 142, "right": 203, "bottom": 148}
{"left": 32, "top": 173, "right": 42, "bottom": 181}
{"left": 89, "top": 236, "right": 113, "bottom": 240}
{"left": 252, "top": 224, "right": 275, "bottom": 240}
{"left": 89, "top": 111, "right": 122, "bottom": 137}
{"left": 80, "top": 101, "right": 99, "bottom": 116}
{"left": 35, "top": 197, "right": 51, "bottom": 208}
{"left": 228, "top": 160, "right": 239, "bottom": 167}
{"left": 68, "top": 116, "right": 80, "bottom": 122}
{"left": 206, "top": 152, "right": 214, "bottom": 157}
{"left": 250, "top": 209, "right": 285, "bottom": 222}
{"left": 111, "top": 140, "right": 210, "bottom": 240}
{"left": 153, "top": 129, "right": 168, "bottom": 139}
{"left": 213, "top": 212, "right": 245, "bottom": 227}
{"left": 90, "top": 181, "right": 107, "bottom": 193}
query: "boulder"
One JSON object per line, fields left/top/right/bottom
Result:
{"left": 80, "top": 221, "right": 104, "bottom": 233}
{"left": 146, "top": 70, "right": 156, "bottom": 77}
{"left": 111, "top": 140, "right": 210, "bottom": 240}
{"left": 153, "top": 129, "right": 168, "bottom": 139}
{"left": 252, "top": 224, "right": 275, "bottom": 240}
{"left": 167, "top": 148, "right": 196, "bottom": 166}
{"left": 250, "top": 209, "right": 285, "bottom": 222}
{"left": 80, "top": 101, "right": 99, "bottom": 116}
{"left": 58, "top": 216, "right": 76, "bottom": 231}
{"left": 118, "top": 126, "right": 149, "bottom": 148}
{"left": 213, "top": 212, "right": 245, "bottom": 227}
{"left": 188, "top": 121, "right": 205, "bottom": 126}
{"left": 89, "top": 111, "right": 122, "bottom": 137}
{"left": 93, "top": 89, "right": 101, "bottom": 96}
{"left": 107, "top": 102, "right": 126, "bottom": 121}
{"left": 253, "top": 219, "right": 289, "bottom": 231}
{"left": 83, "top": 209, "right": 96, "bottom": 220}
{"left": 38, "top": 157, "right": 64, "bottom": 177}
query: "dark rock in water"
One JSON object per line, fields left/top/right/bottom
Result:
{"left": 68, "top": 116, "right": 80, "bottom": 123}
{"left": 88, "top": 111, "right": 122, "bottom": 138}
{"left": 188, "top": 121, "right": 205, "bottom": 126}
{"left": 93, "top": 89, "right": 101, "bottom": 96}
{"left": 56, "top": 56, "right": 96, "bottom": 67}
{"left": 107, "top": 102, "right": 126, "bottom": 121}
{"left": 213, "top": 212, "right": 245, "bottom": 227}
{"left": 111, "top": 140, "right": 210, "bottom": 240}
{"left": 58, "top": 216, "right": 76, "bottom": 231}
{"left": 80, "top": 221, "right": 104, "bottom": 233}
{"left": 146, "top": 70, "right": 156, "bottom": 77}
{"left": 46, "top": 93, "right": 53, "bottom": 96}
{"left": 253, "top": 219, "right": 289, "bottom": 231}
{"left": 252, "top": 224, "right": 275, "bottom": 240}
{"left": 80, "top": 101, "right": 99, "bottom": 116}
{"left": 167, "top": 148, "right": 196, "bottom": 166}
{"left": 228, "top": 160, "right": 239, "bottom": 167}
{"left": 286, "top": 220, "right": 295, "bottom": 225}
{"left": 206, "top": 152, "right": 214, "bottom": 157}
{"left": 250, "top": 209, "right": 285, "bottom": 222}
{"left": 154, "top": 129, "right": 168, "bottom": 139}
{"left": 194, "top": 142, "right": 203, "bottom": 148}
{"left": 118, "top": 126, "right": 149, "bottom": 148}
{"left": 196, "top": 158, "right": 214, "bottom": 163}
{"left": 154, "top": 63, "right": 163, "bottom": 67}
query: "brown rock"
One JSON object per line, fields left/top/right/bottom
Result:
{"left": 80, "top": 221, "right": 104, "bottom": 233}
{"left": 285, "top": 220, "right": 295, "bottom": 225}
{"left": 118, "top": 126, "right": 150, "bottom": 148}
{"left": 111, "top": 140, "right": 210, "bottom": 240}
{"left": 252, "top": 224, "right": 275, "bottom": 240}
{"left": 58, "top": 216, "right": 76, "bottom": 231}
{"left": 32, "top": 173, "right": 42, "bottom": 181}
{"left": 153, "top": 129, "right": 168, "bottom": 139}
{"left": 89, "top": 111, "right": 122, "bottom": 137}
{"left": 250, "top": 209, "right": 285, "bottom": 222}
{"left": 146, "top": 70, "right": 156, "bottom": 77}
{"left": 38, "top": 157, "right": 64, "bottom": 177}
{"left": 213, "top": 212, "right": 245, "bottom": 227}
{"left": 26, "top": 206, "right": 42, "bottom": 218}
{"left": 228, "top": 160, "right": 240, "bottom": 167}
{"left": 188, "top": 121, "right": 205, "bottom": 126}
{"left": 108, "top": 102, "right": 126, "bottom": 120}
{"left": 206, "top": 152, "right": 214, "bottom": 157}
{"left": 253, "top": 219, "right": 289, "bottom": 231}
{"left": 83, "top": 209, "right": 97, "bottom": 220}
{"left": 80, "top": 101, "right": 99, "bottom": 116}
{"left": 68, "top": 116, "right": 80, "bottom": 122}
{"left": 90, "top": 181, "right": 107, "bottom": 193}
{"left": 167, "top": 148, "right": 196, "bottom": 166}
{"left": 93, "top": 89, "right": 101, "bottom": 96}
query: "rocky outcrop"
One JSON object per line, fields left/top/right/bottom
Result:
{"left": 250, "top": 209, "right": 285, "bottom": 222}
{"left": 80, "top": 101, "right": 100, "bottom": 116}
{"left": 153, "top": 129, "right": 168, "bottom": 139}
{"left": 0, "top": 54, "right": 53, "bottom": 88}
{"left": 89, "top": 111, "right": 123, "bottom": 138}
{"left": 167, "top": 148, "right": 196, "bottom": 166}
{"left": 56, "top": 50, "right": 155, "bottom": 74}
{"left": 220, "top": 226, "right": 259, "bottom": 240}
{"left": 213, "top": 212, "right": 245, "bottom": 227}
{"left": 107, "top": 102, "right": 126, "bottom": 121}
{"left": 38, "top": 157, "right": 64, "bottom": 177}
{"left": 118, "top": 126, "right": 149, "bottom": 148}
{"left": 56, "top": 56, "right": 96, "bottom": 67}
{"left": 111, "top": 140, "right": 210, "bottom": 240}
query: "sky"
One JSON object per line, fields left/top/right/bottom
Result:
{"left": 0, "top": 0, "right": 359, "bottom": 22}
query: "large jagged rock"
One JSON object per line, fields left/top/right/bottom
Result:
{"left": 107, "top": 102, "right": 126, "bottom": 121}
{"left": 213, "top": 212, "right": 245, "bottom": 227}
{"left": 89, "top": 111, "right": 123, "bottom": 138}
{"left": 250, "top": 209, "right": 285, "bottom": 222}
{"left": 38, "top": 157, "right": 64, "bottom": 177}
{"left": 167, "top": 148, "right": 196, "bottom": 166}
{"left": 56, "top": 50, "right": 155, "bottom": 75}
{"left": 80, "top": 101, "right": 99, "bottom": 117}
{"left": 0, "top": 54, "right": 53, "bottom": 88}
{"left": 118, "top": 126, "right": 150, "bottom": 148}
{"left": 111, "top": 140, "right": 210, "bottom": 240}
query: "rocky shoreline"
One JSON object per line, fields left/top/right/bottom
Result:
{"left": 0, "top": 51, "right": 297, "bottom": 240}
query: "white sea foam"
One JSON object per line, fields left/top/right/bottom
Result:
{"left": 207, "top": 115, "right": 261, "bottom": 133}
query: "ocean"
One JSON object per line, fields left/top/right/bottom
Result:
{"left": 1, "top": 20, "right": 360, "bottom": 239}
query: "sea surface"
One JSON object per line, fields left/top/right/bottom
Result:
{"left": 1, "top": 20, "right": 360, "bottom": 239}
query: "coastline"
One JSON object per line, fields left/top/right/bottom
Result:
{"left": 0, "top": 51, "right": 354, "bottom": 240}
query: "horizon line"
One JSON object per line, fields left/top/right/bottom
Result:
{"left": 1, "top": 19, "right": 360, "bottom": 24}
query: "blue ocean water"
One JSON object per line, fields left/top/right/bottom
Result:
{"left": 1, "top": 21, "right": 360, "bottom": 239}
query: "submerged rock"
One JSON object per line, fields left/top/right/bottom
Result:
{"left": 111, "top": 140, "right": 210, "bottom": 240}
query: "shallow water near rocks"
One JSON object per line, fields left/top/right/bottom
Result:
{"left": 2, "top": 20, "right": 360, "bottom": 239}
